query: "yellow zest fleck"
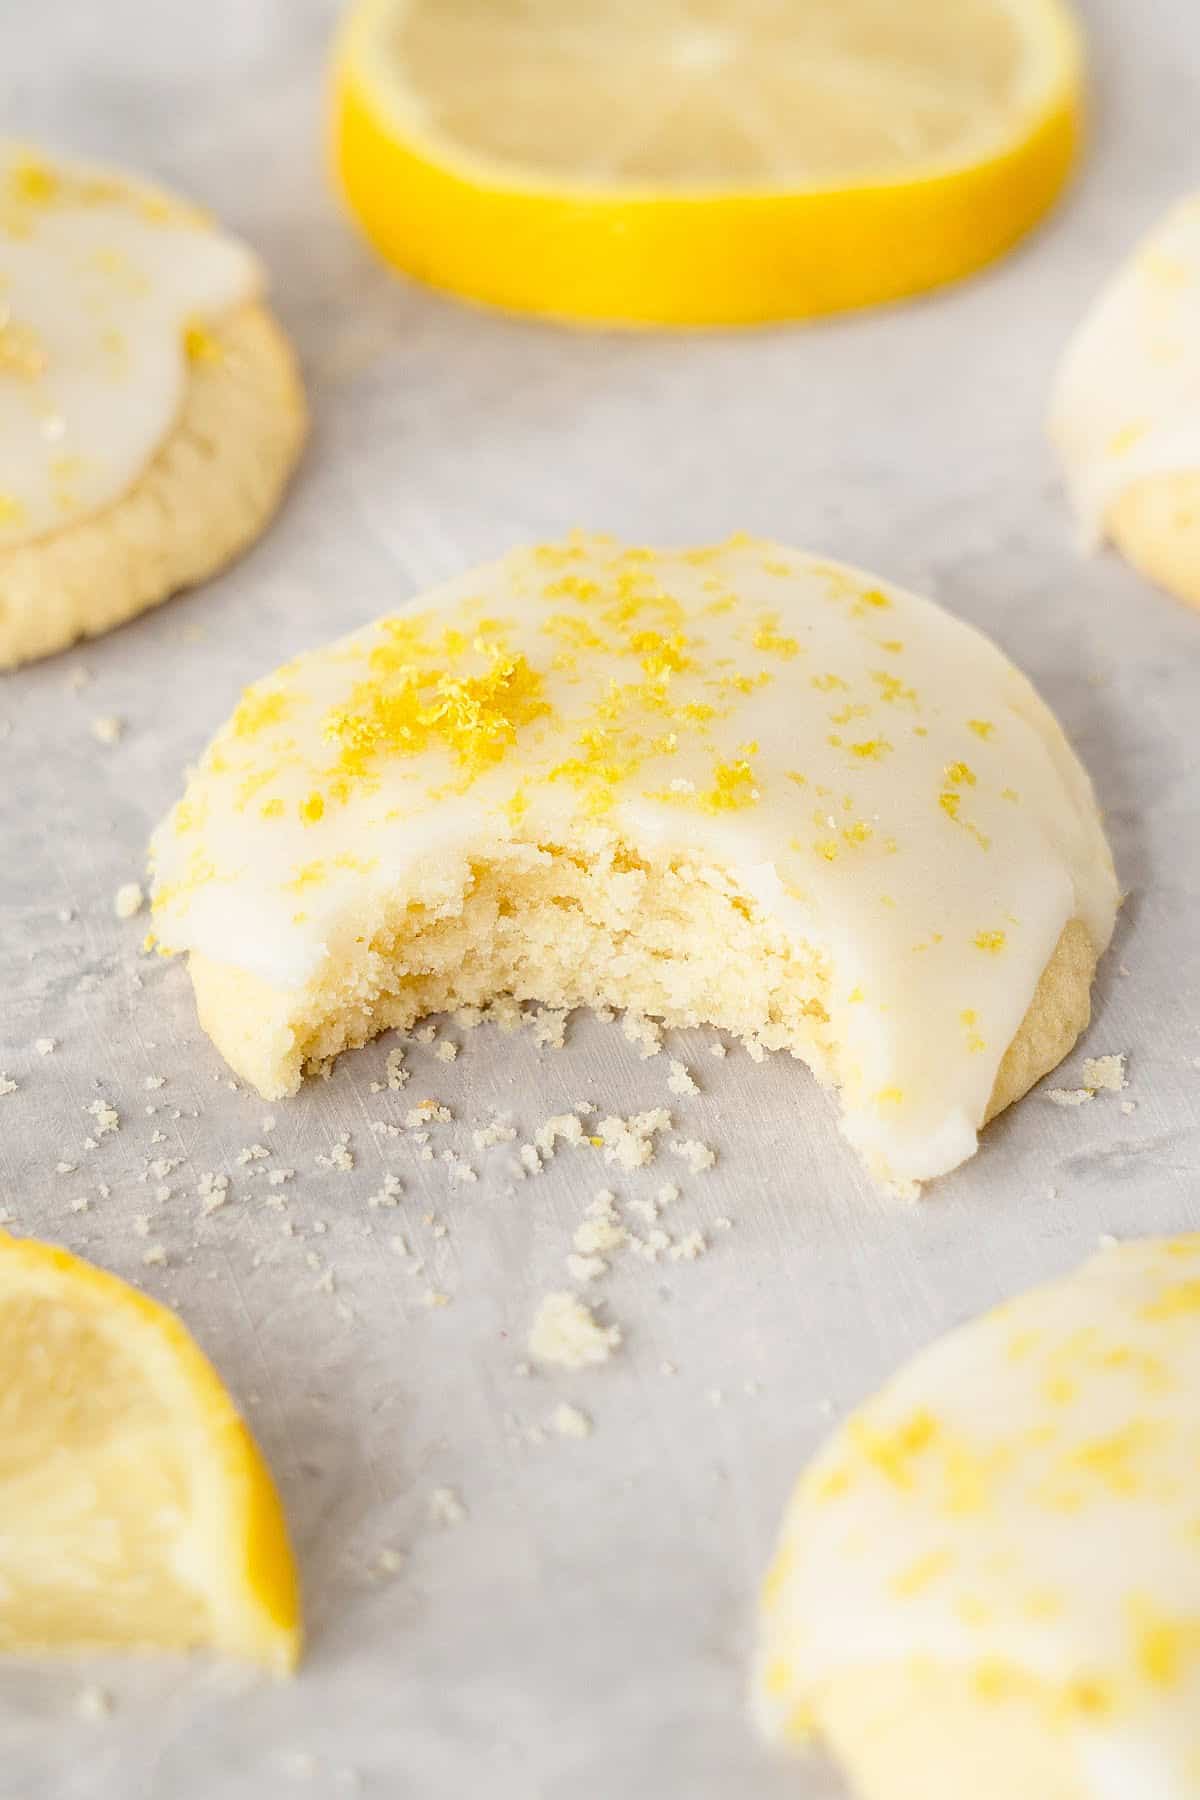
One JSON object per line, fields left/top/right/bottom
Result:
{"left": 704, "top": 758, "right": 760, "bottom": 812}
{"left": 1068, "top": 1422, "right": 1153, "bottom": 1495}
{"left": 960, "top": 1009, "right": 986, "bottom": 1053}
{"left": 939, "top": 790, "right": 961, "bottom": 819}
{"left": 231, "top": 688, "right": 291, "bottom": 739}
{"left": 1001, "top": 786, "right": 1020, "bottom": 803}
{"left": 815, "top": 839, "right": 838, "bottom": 862}
{"left": 261, "top": 797, "right": 285, "bottom": 819}
{"left": 829, "top": 702, "right": 869, "bottom": 726}
{"left": 945, "top": 760, "right": 976, "bottom": 786}
{"left": 716, "top": 669, "right": 772, "bottom": 696}
{"left": 1130, "top": 1599, "right": 1200, "bottom": 1689}
{"left": 300, "top": 791, "right": 324, "bottom": 824}
{"left": 1058, "top": 1676, "right": 1114, "bottom": 1718}
{"left": 0, "top": 492, "right": 26, "bottom": 527}
{"left": 543, "top": 574, "right": 599, "bottom": 601}
{"left": 879, "top": 639, "right": 904, "bottom": 654}
{"left": 858, "top": 587, "right": 891, "bottom": 611}
{"left": 850, "top": 1409, "right": 937, "bottom": 1486}
{"left": 874, "top": 1085, "right": 904, "bottom": 1108}
{"left": 811, "top": 673, "right": 847, "bottom": 693}
{"left": 1107, "top": 421, "right": 1148, "bottom": 457}
{"left": 325, "top": 649, "right": 550, "bottom": 782}
{"left": 847, "top": 986, "right": 864, "bottom": 1003}
{"left": 751, "top": 615, "right": 799, "bottom": 659}
{"left": 890, "top": 1549, "right": 952, "bottom": 1598}
{"left": 974, "top": 930, "right": 1006, "bottom": 953}
{"left": 183, "top": 318, "right": 222, "bottom": 363}
{"left": 968, "top": 719, "right": 995, "bottom": 740}
{"left": 0, "top": 318, "right": 46, "bottom": 378}
{"left": 541, "top": 612, "right": 604, "bottom": 653}
{"left": 629, "top": 628, "right": 693, "bottom": 677}
{"left": 871, "top": 669, "right": 917, "bottom": 705}
{"left": 1142, "top": 1279, "right": 1200, "bottom": 1321}
{"left": 849, "top": 737, "right": 892, "bottom": 761}
{"left": 505, "top": 786, "right": 529, "bottom": 826}
{"left": 285, "top": 860, "right": 326, "bottom": 893}
{"left": 9, "top": 156, "right": 60, "bottom": 205}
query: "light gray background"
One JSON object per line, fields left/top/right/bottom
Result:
{"left": 1, "top": 2, "right": 1198, "bottom": 1795}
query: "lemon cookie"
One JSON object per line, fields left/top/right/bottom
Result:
{"left": 756, "top": 1235, "right": 1200, "bottom": 1799}
{"left": 149, "top": 535, "right": 1117, "bottom": 1188}
{"left": 0, "top": 145, "right": 305, "bottom": 668}
{"left": 1050, "top": 194, "right": 1200, "bottom": 608}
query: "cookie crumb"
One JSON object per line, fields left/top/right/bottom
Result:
{"left": 529, "top": 1291, "right": 621, "bottom": 1369}
{"left": 428, "top": 1486, "right": 466, "bottom": 1527}
{"left": 1081, "top": 1052, "right": 1127, "bottom": 1092}
{"left": 113, "top": 881, "right": 145, "bottom": 919}
{"left": 76, "top": 1685, "right": 112, "bottom": 1723}
{"left": 667, "top": 1059, "right": 699, "bottom": 1096}
{"left": 595, "top": 1108, "right": 670, "bottom": 1170}
{"left": 671, "top": 1137, "right": 716, "bottom": 1173}
{"left": 551, "top": 1401, "right": 592, "bottom": 1440}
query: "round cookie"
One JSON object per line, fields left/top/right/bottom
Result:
{"left": 755, "top": 1235, "right": 1200, "bottom": 1800}
{"left": 0, "top": 145, "right": 305, "bottom": 668}
{"left": 1050, "top": 194, "right": 1200, "bottom": 608}
{"left": 149, "top": 535, "right": 1118, "bottom": 1190}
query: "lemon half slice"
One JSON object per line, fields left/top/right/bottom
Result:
{"left": 331, "top": 0, "right": 1084, "bottom": 326}
{"left": 0, "top": 1234, "right": 300, "bottom": 1671}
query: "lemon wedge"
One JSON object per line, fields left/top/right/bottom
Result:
{"left": 0, "top": 1234, "right": 300, "bottom": 1671}
{"left": 331, "top": 0, "right": 1084, "bottom": 326}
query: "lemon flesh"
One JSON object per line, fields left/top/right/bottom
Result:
{"left": 332, "top": 0, "right": 1084, "bottom": 324}
{"left": 0, "top": 1235, "right": 300, "bottom": 1671}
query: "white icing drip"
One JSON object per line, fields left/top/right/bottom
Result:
{"left": 1050, "top": 195, "right": 1200, "bottom": 548}
{"left": 758, "top": 1237, "right": 1200, "bottom": 1796}
{"left": 0, "top": 143, "right": 261, "bottom": 545}
{"left": 149, "top": 537, "right": 1117, "bottom": 1185}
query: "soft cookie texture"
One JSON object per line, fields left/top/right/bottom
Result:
{"left": 1050, "top": 194, "right": 1200, "bottom": 608}
{"left": 149, "top": 536, "right": 1117, "bottom": 1189}
{"left": 0, "top": 144, "right": 305, "bottom": 667}
{"left": 755, "top": 1236, "right": 1200, "bottom": 1800}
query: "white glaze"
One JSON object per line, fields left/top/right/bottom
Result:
{"left": 149, "top": 537, "right": 1117, "bottom": 1185}
{"left": 1050, "top": 195, "right": 1200, "bottom": 547}
{"left": 757, "top": 1236, "right": 1200, "bottom": 1797}
{"left": 0, "top": 143, "right": 260, "bottom": 545}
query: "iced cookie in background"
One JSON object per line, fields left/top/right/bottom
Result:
{"left": 1051, "top": 194, "right": 1200, "bottom": 609}
{"left": 149, "top": 534, "right": 1117, "bottom": 1190}
{"left": 0, "top": 1232, "right": 300, "bottom": 1671}
{"left": 755, "top": 1234, "right": 1200, "bottom": 1800}
{"left": 0, "top": 144, "right": 306, "bottom": 669}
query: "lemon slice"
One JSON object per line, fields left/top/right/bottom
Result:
{"left": 331, "top": 0, "right": 1084, "bottom": 326}
{"left": 0, "top": 1234, "right": 300, "bottom": 1671}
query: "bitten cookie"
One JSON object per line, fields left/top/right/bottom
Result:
{"left": 0, "top": 144, "right": 305, "bottom": 668}
{"left": 1050, "top": 194, "right": 1200, "bottom": 608}
{"left": 149, "top": 535, "right": 1117, "bottom": 1189}
{"left": 756, "top": 1235, "right": 1200, "bottom": 1800}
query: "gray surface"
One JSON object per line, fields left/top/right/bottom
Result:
{"left": 2, "top": 2, "right": 1199, "bottom": 1795}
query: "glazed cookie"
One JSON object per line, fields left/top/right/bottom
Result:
{"left": 0, "top": 145, "right": 305, "bottom": 668}
{"left": 755, "top": 1235, "right": 1200, "bottom": 1799}
{"left": 149, "top": 535, "right": 1117, "bottom": 1189}
{"left": 1050, "top": 194, "right": 1200, "bottom": 608}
